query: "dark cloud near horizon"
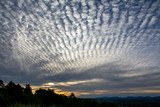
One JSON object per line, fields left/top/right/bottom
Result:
{"left": 0, "top": 0, "right": 160, "bottom": 97}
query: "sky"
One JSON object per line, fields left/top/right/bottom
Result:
{"left": 0, "top": 0, "right": 160, "bottom": 98}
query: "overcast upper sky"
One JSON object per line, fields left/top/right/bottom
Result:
{"left": 0, "top": 0, "right": 160, "bottom": 97}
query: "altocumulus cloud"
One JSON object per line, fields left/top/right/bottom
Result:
{"left": 0, "top": 0, "right": 160, "bottom": 97}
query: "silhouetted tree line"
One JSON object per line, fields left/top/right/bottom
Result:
{"left": 0, "top": 80, "right": 117, "bottom": 107}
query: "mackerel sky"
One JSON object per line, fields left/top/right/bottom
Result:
{"left": 0, "top": 0, "right": 160, "bottom": 97}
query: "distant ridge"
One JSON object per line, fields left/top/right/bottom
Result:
{"left": 94, "top": 96, "right": 160, "bottom": 107}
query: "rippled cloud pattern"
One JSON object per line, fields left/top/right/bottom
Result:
{"left": 0, "top": 0, "right": 160, "bottom": 97}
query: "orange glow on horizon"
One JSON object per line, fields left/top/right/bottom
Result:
{"left": 30, "top": 85, "right": 160, "bottom": 97}
{"left": 31, "top": 86, "right": 75, "bottom": 97}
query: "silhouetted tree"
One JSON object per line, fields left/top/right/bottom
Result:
{"left": 35, "top": 88, "right": 59, "bottom": 105}
{"left": 23, "top": 84, "right": 34, "bottom": 104}
{"left": 15, "top": 84, "right": 24, "bottom": 103}
{"left": 0, "top": 80, "right": 4, "bottom": 88}
{"left": 24, "top": 84, "right": 32, "bottom": 95}
{"left": 0, "top": 80, "right": 6, "bottom": 105}
{"left": 5, "top": 81, "right": 24, "bottom": 103}
{"left": 6, "top": 81, "right": 17, "bottom": 93}
{"left": 69, "top": 93, "right": 76, "bottom": 98}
